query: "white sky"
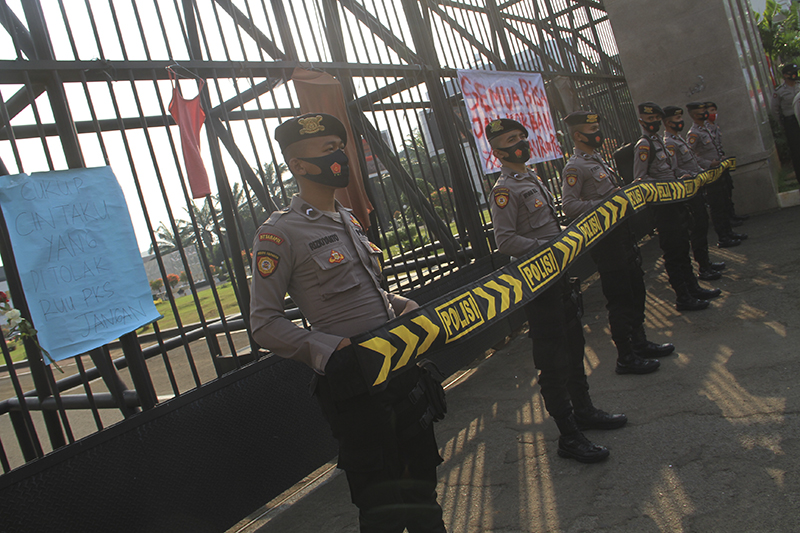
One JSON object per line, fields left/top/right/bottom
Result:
{"left": 0, "top": 0, "right": 621, "bottom": 255}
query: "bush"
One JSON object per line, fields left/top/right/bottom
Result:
{"left": 383, "top": 224, "right": 426, "bottom": 250}
{"left": 150, "top": 278, "right": 164, "bottom": 292}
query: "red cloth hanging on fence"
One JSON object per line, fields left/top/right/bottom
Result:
{"left": 291, "top": 68, "right": 374, "bottom": 229}
{"left": 168, "top": 70, "right": 212, "bottom": 199}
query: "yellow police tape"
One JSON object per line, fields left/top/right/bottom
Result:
{"left": 352, "top": 157, "right": 736, "bottom": 390}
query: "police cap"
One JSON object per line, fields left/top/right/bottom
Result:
{"left": 704, "top": 101, "right": 717, "bottom": 109}
{"left": 686, "top": 101, "right": 707, "bottom": 112}
{"left": 564, "top": 111, "right": 602, "bottom": 127}
{"left": 275, "top": 113, "right": 348, "bottom": 152}
{"left": 781, "top": 63, "right": 798, "bottom": 75}
{"left": 662, "top": 106, "right": 683, "bottom": 118}
{"left": 485, "top": 118, "right": 528, "bottom": 142}
{"left": 638, "top": 102, "right": 664, "bottom": 116}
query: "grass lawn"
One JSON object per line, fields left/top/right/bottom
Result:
{"left": 138, "top": 282, "right": 242, "bottom": 334}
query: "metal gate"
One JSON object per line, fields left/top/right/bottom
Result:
{"left": 0, "top": 0, "right": 639, "bottom": 476}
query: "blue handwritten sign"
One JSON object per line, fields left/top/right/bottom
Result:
{"left": 0, "top": 166, "right": 161, "bottom": 363}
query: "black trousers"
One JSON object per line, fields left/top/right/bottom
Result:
{"left": 523, "top": 276, "right": 590, "bottom": 420}
{"left": 705, "top": 178, "right": 732, "bottom": 240}
{"left": 784, "top": 115, "right": 800, "bottom": 178}
{"left": 686, "top": 193, "right": 711, "bottom": 269}
{"left": 589, "top": 222, "right": 646, "bottom": 354}
{"left": 315, "top": 369, "right": 446, "bottom": 533}
{"left": 652, "top": 203, "right": 695, "bottom": 293}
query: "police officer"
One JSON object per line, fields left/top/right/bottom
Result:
{"left": 771, "top": 63, "right": 800, "bottom": 178}
{"left": 488, "top": 117, "right": 626, "bottom": 464}
{"left": 686, "top": 102, "right": 746, "bottom": 247}
{"left": 634, "top": 102, "right": 719, "bottom": 311}
{"left": 560, "top": 111, "right": 668, "bottom": 374}
{"left": 662, "top": 106, "right": 725, "bottom": 281}
{"left": 704, "top": 101, "right": 746, "bottom": 226}
{"left": 250, "top": 113, "right": 446, "bottom": 532}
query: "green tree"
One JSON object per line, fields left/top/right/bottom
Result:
{"left": 260, "top": 161, "right": 294, "bottom": 207}
{"left": 755, "top": 0, "right": 800, "bottom": 68}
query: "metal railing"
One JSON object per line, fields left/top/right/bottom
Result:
{"left": 0, "top": 0, "right": 639, "bottom": 474}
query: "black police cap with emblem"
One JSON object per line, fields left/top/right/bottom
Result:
{"left": 782, "top": 63, "right": 798, "bottom": 75}
{"left": 485, "top": 118, "right": 528, "bottom": 142}
{"left": 704, "top": 101, "right": 717, "bottom": 109}
{"left": 662, "top": 106, "right": 683, "bottom": 118}
{"left": 686, "top": 101, "right": 706, "bottom": 112}
{"left": 637, "top": 102, "right": 664, "bottom": 117}
{"left": 564, "top": 111, "right": 602, "bottom": 127}
{"left": 274, "top": 113, "right": 348, "bottom": 152}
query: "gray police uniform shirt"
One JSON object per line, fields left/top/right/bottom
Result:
{"left": 706, "top": 121, "right": 724, "bottom": 155}
{"left": 772, "top": 82, "right": 800, "bottom": 119}
{"left": 490, "top": 166, "right": 561, "bottom": 257}
{"left": 687, "top": 123, "right": 721, "bottom": 170}
{"left": 561, "top": 147, "right": 619, "bottom": 219}
{"left": 633, "top": 130, "right": 676, "bottom": 181}
{"left": 663, "top": 132, "right": 703, "bottom": 176}
{"left": 250, "top": 195, "right": 401, "bottom": 373}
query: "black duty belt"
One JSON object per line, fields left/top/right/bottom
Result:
{"left": 351, "top": 158, "right": 736, "bottom": 391}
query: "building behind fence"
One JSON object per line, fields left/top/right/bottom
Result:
{"left": 0, "top": 0, "right": 639, "bottom": 479}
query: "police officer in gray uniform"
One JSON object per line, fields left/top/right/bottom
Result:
{"left": 705, "top": 101, "right": 747, "bottom": 226}
{"left": 662, "top": 106, "right": 725, "bottom": 281}
{"left": 561, "top": 111, "right": 667, "bottom": 374}
{"left": 634, "top": 102, "right": 719, "bottom": 311}
{"left": 488, "top": 117, "right": 626, "bottom": 464}
{"left": 772, "top": 63, "right": 800, "bottom": 178}
{"left": 686, "top": 102, "right": 746, "bottom": 247}
{"left": 250, "top": 113, "right": 446, "bottom": 532}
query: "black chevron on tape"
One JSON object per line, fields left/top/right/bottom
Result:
{"left": 352, "top": 158, "right": 736, "bottom": 391}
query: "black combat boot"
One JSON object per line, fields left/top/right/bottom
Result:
{"left": 631, "top": 325, "right": 675, "bottom": 358}
{"left": 717, "top": 236, "right": 741, "bottom": 248}
{"left": 729, "top": 232, "right": 748, "bottom": 240}
{"left": 571, "top": 391, "right": 628, "bottom": 430}
{"left": 555, "top": 415, "right": 610, "bottom": 463}
{"left": 675, "top": 284, "right": 710, "bottom": 311}
{"left": 710, "top": 262, "right": 726, "bottom": 271}
{"left": 688, "top": 278, "right": 722, "bottom": 300}
{"left": 698, "top": 267, "right": 722, "bottom": 281}
{"left": 615, "top": 349, "right": 660, "bottom": 375}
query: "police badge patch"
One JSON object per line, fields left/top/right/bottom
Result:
{"left": 667, "top": 146, "right": 675, "bottom": 156}
{"left": 256, "top": 250, "right": 279, "bottom": 278}
{"left": 298, "top": 115, "right": 325, "bottom": 135}
{"left": 329, "top": 250, "right": 345, "bottom": 263}
{"left": 494, "top": 187, "right": 510, "bottom": 208}
{"left": 639, "top": 146, "right": 649, "bottom": 161}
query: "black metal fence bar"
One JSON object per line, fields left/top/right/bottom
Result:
{"left": 0, "top": 0, "right": 639, "bottom": 474}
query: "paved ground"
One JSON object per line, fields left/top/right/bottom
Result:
{"left": 233, "top": 206, "right": 800, "bottom": 533}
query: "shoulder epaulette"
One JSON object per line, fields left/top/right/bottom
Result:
{"left": 265, "top": 207, "right": 290, "bottom": 226}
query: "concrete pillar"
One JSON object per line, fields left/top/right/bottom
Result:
{"left": 604, "top": 0, "right": 781, "bottom": 214}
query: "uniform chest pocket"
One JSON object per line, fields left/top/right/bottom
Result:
{"left": 591, "top": 168, "right": 608, "bottom": 182}
{"left": 522, "top": 190, "right": 549, "bottom": 229}
{"left": 656, "top": 149, "right": 667, "bottom": 161}
{"left": 679, "top": 145, "right": 689, "bottom": 155}
{"left": 311, "top": 246, "right": 360, "bottom": 300}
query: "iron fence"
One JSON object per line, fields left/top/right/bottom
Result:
{"left": 0, "top": 0, "right": 639, "bottom": 474}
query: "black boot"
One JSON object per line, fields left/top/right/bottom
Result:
{"left": 717, "top": 236, "right": 741, "bottom": 248}
{"left": 631, "top": 325, "right": 675, "bottom": 358}
{"left": 676, "top": 284, "right": 710, "bottom": 311}
{"left": 555, "top": 415, "right": 610, "bottom": 463}
{"left": 729, "top": 232, "right": 748, "bottom": 240}
{"left": 616, "top": 350, "right": 660, "bottom": 375}
{"left": 570, "top": 392, "right": 628, "bottom": 430}
{"left": 698, "top": 267, "right": 722, "bottom": 281}
{"left": 710, "top": 262, "right": 726, "bottom": 271}
{"left": 732, "top": 214, "right": 749, "bottom": 221}
{"left": 688, "top": 278, "right": 722, "bottom": 300}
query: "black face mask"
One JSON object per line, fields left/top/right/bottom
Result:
{"left": 672, "top": 121, "right": 685, "bottom": 132}
{"left": 298, "top": 149, "right": 350, "bottom": 188}
{"left": 642, "top": 120, "right": 661, "bottom": 134}
{"left": 502, "top": 139, "right": 531, "bottom": 164}
{"left": 580, "top": 130, "right": 604, "bottom": 149}
{"left": 699, "top": 112, "right": 709, "bottom": 121}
